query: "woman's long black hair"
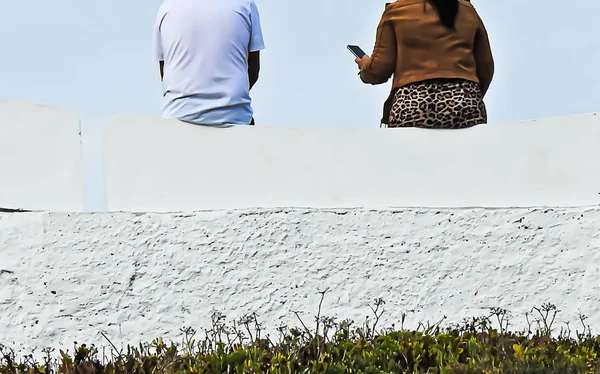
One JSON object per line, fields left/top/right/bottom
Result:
{"left": 427, "top": 0, "right": 459, "bottom": 29}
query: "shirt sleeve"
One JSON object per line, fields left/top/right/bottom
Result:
{"left": 360, "top": 10, "right": 396, "bottom": 85}
{"left": 249, "top": 1, "right": 265, "bottom": 52}
{"left": 152, "top": 10, "right": 165, "bottom": 61}
{"left": 473, "top": 15, "right": 494, "bottom": 96}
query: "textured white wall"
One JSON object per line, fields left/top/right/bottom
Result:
{"left": 2, "top": 207, "right": 600, "bottom": 354}
{"left": 103, "top": 113, "right": 600, "bottom": 212}
{"left": 0, "top": 100, "right": 84, "bottom": 211}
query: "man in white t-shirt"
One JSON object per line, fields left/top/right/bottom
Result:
{"left": 153, "top": 0, "right": 265, "bottom": 126}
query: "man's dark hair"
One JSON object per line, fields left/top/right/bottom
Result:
{"left": 427, "top": 0, "right": 459, "bottom": 30}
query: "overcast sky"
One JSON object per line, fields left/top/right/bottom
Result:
{"left": 1, "top": 0, "right": 599, "bottom": 210}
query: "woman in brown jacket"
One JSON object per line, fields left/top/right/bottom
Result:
{"left": 356, "top": 0, "right": 494, "bottom": 128}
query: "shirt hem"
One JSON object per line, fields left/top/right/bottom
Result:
{"left": 393, "top": 72, "right": 480, "bottom": 90}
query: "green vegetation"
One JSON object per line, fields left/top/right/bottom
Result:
{"left": 2, "top": 297, "right": 599, "bottom": 373}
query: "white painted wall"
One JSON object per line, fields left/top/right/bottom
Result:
{"left": 2, "top": 207, "right": 600, "bottom": 354}
{"left": 0, "top": 100, "right": 84, "bottom": 211}
{"left": 103, "top": 113, "right": 600, "bottom": 212}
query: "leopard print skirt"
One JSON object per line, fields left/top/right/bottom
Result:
{"left": 388, "top": 79, "right": 487, "bottom": 129}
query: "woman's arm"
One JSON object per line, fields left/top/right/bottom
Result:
{"left": 359, "top": 12, "right": 397, "bottom": 85}
{"left": 474, "top": 16, "right": 494, "bottom": 96}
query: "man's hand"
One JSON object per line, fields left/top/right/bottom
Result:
{"left": 355, "top": 55, "right": 371, "bottom": 72}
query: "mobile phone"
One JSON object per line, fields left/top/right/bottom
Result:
{"left": 347, "top": 45, "right": 366, "bottom": 59}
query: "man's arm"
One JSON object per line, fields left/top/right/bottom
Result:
{"left": 153, "top": 7, "right": 166, "bottom": 81}
{"left": 248, "top": 51, "right": 260, "bottom": 89}
{"left": 248, "top": 1, "right": 265, "bottom": 90}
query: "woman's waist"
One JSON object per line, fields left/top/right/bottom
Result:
{"left": 391, "top": 70, "right": 480, "bottom": 89}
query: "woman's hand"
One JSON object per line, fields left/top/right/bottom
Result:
{"left": 355, "top": 55, "right": 371, "bottom": 71}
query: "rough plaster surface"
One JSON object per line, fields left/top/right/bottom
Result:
{"left": 0, "top": 100, "right": 84, "bottom": 211}
{"left": 103, "top": 113, "right": 600, "bottom": 212}
{"left": 1, "top": 207, "right": 600, "bottom": 354}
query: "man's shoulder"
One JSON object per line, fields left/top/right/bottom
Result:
{"left": 235, "top": 0, "right": 257, "bottom": 13}
{"left": 222, "top": 0, "right": 256, "bottom": 12}
{"left": 157, "top": 0, "right": 257, "bottom": 21}
{"left": 157, "top": 0, "right": 172, "bottom": 12}
{"left": 156, "top": 0, "right": 178, "bottom": 19}
{"left": 159, "top": 0, "right": 254, "bottom": 11}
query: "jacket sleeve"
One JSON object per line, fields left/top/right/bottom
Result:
{"left": 473, "top": 15, "right": 494, "bottom": 96}
{"left": 360, "top": 12, "right": 397, "bottom": 85}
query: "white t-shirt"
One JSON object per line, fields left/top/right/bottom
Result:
{"left": 153, "top": 0, "right": 265, "bottom": 126}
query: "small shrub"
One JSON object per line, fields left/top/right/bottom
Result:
{"left": 2, "top": 298, "right": 600, "bottom": 373}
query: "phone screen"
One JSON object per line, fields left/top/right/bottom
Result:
{"left": 347, "top": 45, "right": 366, "bottom": 59}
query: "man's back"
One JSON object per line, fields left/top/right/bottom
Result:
{"left": 153, "top": 0, "right": 264, "bottom": 126}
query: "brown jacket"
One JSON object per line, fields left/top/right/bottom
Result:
{"left": 360, "top": 0, "right": 494, "bottom": 124}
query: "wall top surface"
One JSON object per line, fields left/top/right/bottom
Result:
{"left": 103, "top": 113, "right": 600, "bottom": 212}
{"left": 0, "top": 100, "right": 83, "bottom": 211}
